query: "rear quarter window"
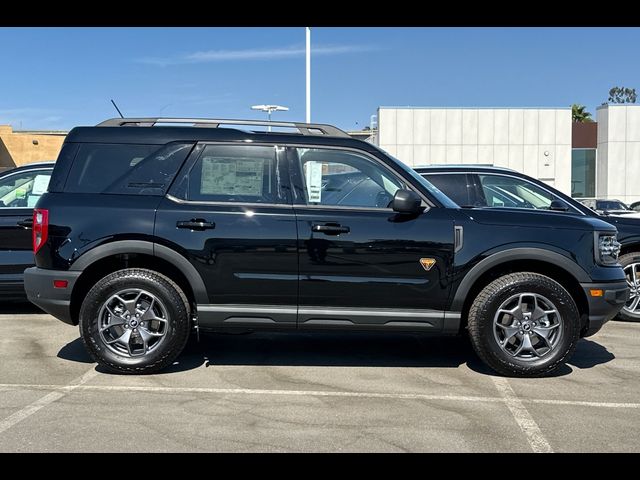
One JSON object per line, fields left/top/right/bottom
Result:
{"left": 63, "top": 142, "right": 194, "bottom": 195}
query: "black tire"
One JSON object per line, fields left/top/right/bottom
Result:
{"left": 79, "top": 268, "right": 191, "bottom": 374}
{"left": 616, "top": 252, "right": 640, "bottom": 322}
{"left": 467, "top": 272, "right": 580, "bottom": 377}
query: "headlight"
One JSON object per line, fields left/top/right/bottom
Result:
{"left": 595, "top": 232, "right": 621, "bottom": 265}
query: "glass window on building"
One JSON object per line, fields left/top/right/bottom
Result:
{"left": 571, "top": 149, "right": 596, "bottom": 198}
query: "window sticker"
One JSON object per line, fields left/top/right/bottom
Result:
{"left": 305, "top": 161, "right": 323, "bottom": 203}
{"left": 200, "top": 158, "right": 264, "bottom": 196}
{"left": 31, "top": 175, "right": 51, "bottom": 195}
{"left": 27, "top": 195, "right": 41, "bottom": 207}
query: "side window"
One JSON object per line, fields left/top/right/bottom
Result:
{"left": 478, "top": 174, "right": 555, "bottom": 210}
{"left": 422, "top": 173, "right": 474, "bottom": 207}
{"left": 0, "top": 170, "right": 51, "bottom": 208}
{"left": 294, "top": 148, "right": 404, "bottom": 208}
{"left": 186, "top": 145, "right": 284, "bottom": 204}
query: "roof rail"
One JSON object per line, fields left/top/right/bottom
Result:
{"left": 96, "top": 118, "right": 350, "bottom": 138}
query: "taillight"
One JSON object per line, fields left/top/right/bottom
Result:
{"left": 33, "top": 208, "right": 49, "bottom": 254}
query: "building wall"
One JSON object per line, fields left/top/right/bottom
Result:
{"left": 0, "top": 125, "right": 65, "bottom": 171}
{"left": 596, "top": 105, "right": 640, "bottom": 205}
{"left": 377, "top": 107, "right": 572, "bottom": 194}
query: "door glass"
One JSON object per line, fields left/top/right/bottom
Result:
{"left": 186, "top": 145, "right": 284, "bottom": 204}
{"left": 0, "top": 170, "right": 51, "bottom": 208}
{"left": 294, "top": 148, "right": 403, "bottom": 208}
{"left": 422, "top": 173, "right": 473, "bottom": 207}
{"left": 478, "top": 174, "right": 556, "bottom": 210}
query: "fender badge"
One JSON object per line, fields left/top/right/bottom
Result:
{"left": 419, "top": 258, "right": 436, "bottom": 271}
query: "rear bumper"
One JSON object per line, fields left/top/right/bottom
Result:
{"left": 24, "top": 267, "right": 81, "bottom": 325}
{"left": 580, "top": 280, "right": 629, "bottom": 337}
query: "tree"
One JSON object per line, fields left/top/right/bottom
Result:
{"left": 571, "top": 104, "right": 593, "bottom": 123}
{"left": 608, "top": 86, "right": 637, "bottom": 104}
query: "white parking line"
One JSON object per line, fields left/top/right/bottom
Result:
{"left": 0, "top": 368, "right": 98, "bottom": 435}
{"left": 491, "top": 377, "right": 553, "bottom": 453}
{"left": 1, "top": 382, "right": 640, "bottom": 409}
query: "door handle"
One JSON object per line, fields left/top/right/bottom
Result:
{"left": 311, "top": 223, "right": 350, "bottom": 235}
{"left": 176, "top": 219, "right": 216, "bottom": 231}
{"left": 17, "top": 218, "right": 33, "bottom": 229}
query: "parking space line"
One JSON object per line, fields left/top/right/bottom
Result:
{"left": 0, "top": 368, "right": 98, "bottom": 435}
{"left": 2, "top": 382, "right": 640, "bottom": 411}
{"left": 491, "top": 377, "right": 553, "bottom": 453}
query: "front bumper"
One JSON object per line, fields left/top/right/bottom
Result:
{"left": 24, "top": 267, "right": 81, "bottom": 325}
{"left": 580, "top": 280, "right": 629, "bottom": 337}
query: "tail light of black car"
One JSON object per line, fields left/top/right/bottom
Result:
{"left": 33, "top": 208, "right": 49, "bottom": 253}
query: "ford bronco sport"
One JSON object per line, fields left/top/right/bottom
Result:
{"left": 24, "top": 118, "right": 628, "bottom": 376}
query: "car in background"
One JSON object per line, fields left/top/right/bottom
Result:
{"left": 579, "top": 198, "right": 638, "bottom": 216}
{"left": 415, "top": 165, "right": 640, "bottom": 323}
{"left": 0, "top": 162, "right": 54, "bottom": 298}
{"left": 629, "top": 201, "right": 640, "bottom": 212}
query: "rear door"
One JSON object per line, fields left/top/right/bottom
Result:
{"left": 0, "top": 167, "right": 52, "bottom": 293}
{"left": 156, "top": 143, "right": 299, "bottom": 329}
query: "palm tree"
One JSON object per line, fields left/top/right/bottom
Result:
{"left": 572, "top": 104, "right": 593, "bottom": 123}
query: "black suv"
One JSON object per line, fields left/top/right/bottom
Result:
{"left": 25, "top": 118, "right": 628, "bottom": 377}
{"left": 416, "top": 165, "right": 640, "bottom": 322}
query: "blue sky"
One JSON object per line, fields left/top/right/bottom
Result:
{"left": 1, "top": 27, "right": 639, "bottom": 131}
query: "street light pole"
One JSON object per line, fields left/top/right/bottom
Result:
{"left": 306, "top": 27, "right": 311, "bottom": 123}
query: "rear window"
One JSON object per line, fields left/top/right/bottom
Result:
{"left": 63, "top": 142, "right": 193, "bottom": 195}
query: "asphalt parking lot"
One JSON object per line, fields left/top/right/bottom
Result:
{"left": 0, "top": 303, "right": 639, "bottom": 452}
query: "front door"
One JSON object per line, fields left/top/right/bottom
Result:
{"left": 156, "top": 143, "right": 298, "bottom": 329}
{"left": 0, "top": 167, "right": 52, "bottom": 295}
{"left": 288, "top": 146, "right": 455, "bottom": 331}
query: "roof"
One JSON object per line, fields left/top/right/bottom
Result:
{"left": 414, "top": 164, "right": 517, "bottom": 173}
{"left": 65, "top": 124, "right": 374, "bottom": 150}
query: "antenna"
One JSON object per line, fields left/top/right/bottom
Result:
{"left": 110, "top": 99, "right": 124, "bottom": 118}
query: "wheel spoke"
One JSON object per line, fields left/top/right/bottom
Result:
{"left": 628, "top": 296, "right": 640, "bottom": 312}
{"left": 514, "top": 334, "right": 536, "bottom": 357}
{"left": 532, "top": 324, "right": 558, "bottom": 351}
{"left": 497, "top": 323, "right": 520, "bottom": 344}
{"left": 100, "top": 318, "right": 127, "bottom": 332}
{"left": 139, "top": 325, "right": 163, "bottom": 338}
{"left": 633, "top": 264, "right": 639, "bottom": 290}
{"left": 105, "top": 327, "right": 132, "bottom": 346}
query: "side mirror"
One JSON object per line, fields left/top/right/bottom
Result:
{"left": 391, "top": 189, "right": 423, "bottom": 214}
{"left": 549, "top": 199, "right": 570, "bottom": 212}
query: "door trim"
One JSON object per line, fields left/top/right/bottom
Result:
{"left": 196, "top": 304, "right": 461, "bottom": 333}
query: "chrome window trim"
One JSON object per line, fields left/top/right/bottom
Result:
{"left": 166, "top": 193, "right": 293, "bottom": 209}
{"left": 175, "top": 141, "right": 434, "bottom": 212}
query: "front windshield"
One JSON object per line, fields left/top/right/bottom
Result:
{"left": 369, "top": 146, "right": 459, "bottom": 208}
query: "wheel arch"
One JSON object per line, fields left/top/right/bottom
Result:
{"left": 453, "top": 248, "right": 590, "bottom": 332}
{"left": 69, "top": 240, "right": 208, "bottom": 325}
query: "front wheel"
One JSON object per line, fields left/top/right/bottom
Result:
{"left": 617, "top": 252, "right": 640, "bottom": 322}
{"left": 467, "top": 272, "right": 581, "bottom": 377}
{"left": 79, "top": 268, "right": 191, "bottom": 374}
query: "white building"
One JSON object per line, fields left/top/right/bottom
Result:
{"left": 375, "top": 107, "right": 572, "bottom": 192}
{"left": 596, "top": 105, "right": 640, "bottom": 205}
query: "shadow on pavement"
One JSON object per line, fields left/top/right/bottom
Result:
{"left": 57, "top": 331, "right": 616, "bottom": 377}
{"left": 57, "top": 338, "right": 93, "bottom": 363}
{"left": 568, "top": 338, "right": 615, "bottom": 369}
{"left": 466, "top": 336, "right": 616, "bottom": 377}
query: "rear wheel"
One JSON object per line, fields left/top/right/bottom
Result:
{"left": 467, "top": 272, "right": 581, "bottom": 377}
{"left": 617, "top": 252, "right": 640, "bottom": 322}
{"left": 79, "top": 268, "right": 191, "bottom": 374}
